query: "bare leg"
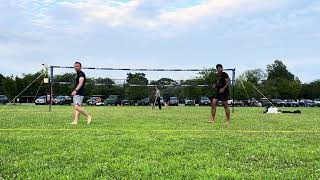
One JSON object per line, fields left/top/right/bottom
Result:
{"left": 71, "top": 106, "right": 81, "bottom": 124}
{"left": 75, "top": 105, "right": 89, "bottom": 117}
{"left": 209, "top": 99, "right": 218, "bottom": 123}
{"left": 73, "top": 105, "right": 92, "bottom": 124}
{"left": 223, "top": 101, "right": 231, "bottom": 126}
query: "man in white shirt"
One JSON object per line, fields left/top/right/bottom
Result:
{"left": 154, "top": 87, "right": 161, "bottom": 110}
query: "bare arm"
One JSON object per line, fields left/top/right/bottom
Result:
{"left": 223, "top": 78, "right": 230, "bottom": 90}
{"left": 75, "top": 77, "right": 85, "bottom": 91}
{"left": 72, "top": 77, "right": 84, "bottom": 96}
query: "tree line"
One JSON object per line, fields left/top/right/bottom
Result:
{"left": 0, "top": 60, "right": 319, "bottom": 102}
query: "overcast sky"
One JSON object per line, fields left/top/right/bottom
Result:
{"left": 0, "top": 0, "right": 319, "bottom": 82}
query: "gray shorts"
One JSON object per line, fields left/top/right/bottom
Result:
{"left": 73, "top": 95, "right": 84, "bottom": 106}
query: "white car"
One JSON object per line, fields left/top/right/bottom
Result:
{"left": 314, "top": 98, "right": 320, "bottom": 107}
{"left": 35, "top": 96, "right": 47, "bottom": 105}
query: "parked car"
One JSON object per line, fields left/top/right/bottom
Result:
{"left": 169, "top": 97, "right": 179, "bottom": 106}
{"left": 232, "top": 100, "right": 244, "bottom": 107}
{"left": 104, "top": 95, "right": 122, "bottom": 106}
{"left": 243, "top": 98, "right": 261, "bottom": 107}
{"left": 271, "top": 99, "right": 286, "bottom": 107}
{"left": 261, "top": 98, "right": 272, "bottom": 107}
{"left": 35, "top": 96, "right": 47, "bottom": 105}
{"left": 95, "top": 97, "right": 104, "bottom": 106}
{"left": 184, "top": 98, "right": 195, "bottom": 106}
{"left": 199, "top": 96, "right": 211, "bottom": 106}
{"left": 122, "top": 99, "right": 135, "bottom": 106}
{"left": 154, "top": 97, "right": 165, "bottom": 106}
{"left": 87, "top": 97, "right": 98, "bottom": 105}
{"left": 53, "top": 96, "right": 72, "bottom": 105}
{"left": 284, "top": 99, "right": 299, "bottom": 107}
{"left": 0, "top": 95, "right": 8, "bottom": 104}
{"left": 299, "top": 99, "right": 315, "bottom": 107}
{"left": 313, "top": 98, "right": 320, "bottom": 107}
{"left": 137, "top": 98, "right": 151, "bottom": 106}
{"left": 219, "top": 99, "right": 234, "bottom": 106}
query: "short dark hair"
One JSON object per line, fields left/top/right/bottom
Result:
{"left": 216, "top": 64, "right": 223, "bottom": 68}
{"left": 74, "top": 62, "right": 82, "bottom": 67}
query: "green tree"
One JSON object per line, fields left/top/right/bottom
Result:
{"left": 299, "top": 80, "right": 320, "bottom": 99}
{"left": 180, "top": 79, "right": 203, "bottom": 100}
{"left": 235, "top": 69, "right": 266, "bottom": 99}
{"left": 0, "top": 74, "right": 6, "bottom": 95}
{"left": 125, "top": 73, "right": 149, "bottom": 101}
{"left": 197, "top": 68, "right": 217, "bottom": 98}
{"left": 90, "top": 77, "right": 116, "bottom": 96}
{"left": 2, "top": 75, "right": 17, "bottom": 99}
{"left": 150, "top": 78, "right": 179, "bottom": 100}
{"left": 53, "top": 73, "right": 76, "bottom": 96}
{"left": 262, "top": 60, "right": 301, "bottom": 99}
{"left": 15, "top": 72, "right": 46, "bottom": 97}
{"left": 267, "top": 60, "right": 295, "bottom": 80}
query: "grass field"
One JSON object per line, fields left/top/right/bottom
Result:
{"left": 0, "top": 105, "right": 319, "bottom": 179}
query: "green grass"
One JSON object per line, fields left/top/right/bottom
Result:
{"left": 0, "top": 105, "right": 319, "bottom": 179}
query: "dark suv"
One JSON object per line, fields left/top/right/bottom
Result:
{"left": 299, "top": 99, "right": 315, "bottom": 107}
{"left": 137, "top": 98, "right": 151, "bottom": 106}
{"left": 122, "top": 99, "right": 135, "bottom": 106}
{"left": 271, "top": 99, "right": 286, "bottom": 107}
{"left": 104, "top": 95, "right": 122, "bottom": 106}
{"left": 54, "top": 96, "right": 72, "bottom": 105}
{"left": 185, "top": 98, "right": 195, "bottom": 106}
{"left": 284, "top": 99, "right": 299, "bottom": 107}
{"left": 199, "top": 96, "right": 211, "bottom": 106}
{"left": 0, "top": 95, "right": 8, "bottom": 104}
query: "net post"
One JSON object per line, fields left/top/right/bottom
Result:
{"left": 232, "top": 68, "right": 236, "bottom": 113}
{"left": 49, "top": 66, "right": 54, "bottom": 112}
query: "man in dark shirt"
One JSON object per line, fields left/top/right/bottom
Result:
{"left": 71, "top": 62, "right": 92, "bottom": 125}
{"left": 208, "top": 64, "right": 231, "bottom": 126}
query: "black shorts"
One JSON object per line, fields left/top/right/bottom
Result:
{"left": 214, "top": 91, "right": 229, "bottom": 101}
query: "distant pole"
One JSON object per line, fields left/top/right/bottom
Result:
{"left": 232, "top": 68, "right": 236, "bottom": 113}
{"left": 49, "top": 66, "right": 54, "bottom": 112}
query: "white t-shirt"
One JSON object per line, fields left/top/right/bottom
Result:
{"left": 155, "top": 89, "right": 160, "bottom": 98}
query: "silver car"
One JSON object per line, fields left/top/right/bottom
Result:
{"left": 35, "top": 96, "right": 47, "bottom": 105}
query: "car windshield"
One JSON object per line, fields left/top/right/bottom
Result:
{"left": 201, "top": 97, "right": 209, "bottom": 100}
{"left": 170, "top": 97, "right": 177, "bottom": 100}
{"left": 109, "top": 96, "right": 118, "bottom": 99}
{"left": 315, "top": 98, "right": 320, "bottom": 101}
{"left": 273, "top": 99, "right": 282, "bottom": 102}
{"left": 0, "top": 95, "right": 5, "bottom": 98}
{"left": 57, "top": 96, "right": 65, "bottom": 99}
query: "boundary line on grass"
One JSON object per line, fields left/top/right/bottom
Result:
{"left": 0, "top": 129, "right": 319, "bottom": 133}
